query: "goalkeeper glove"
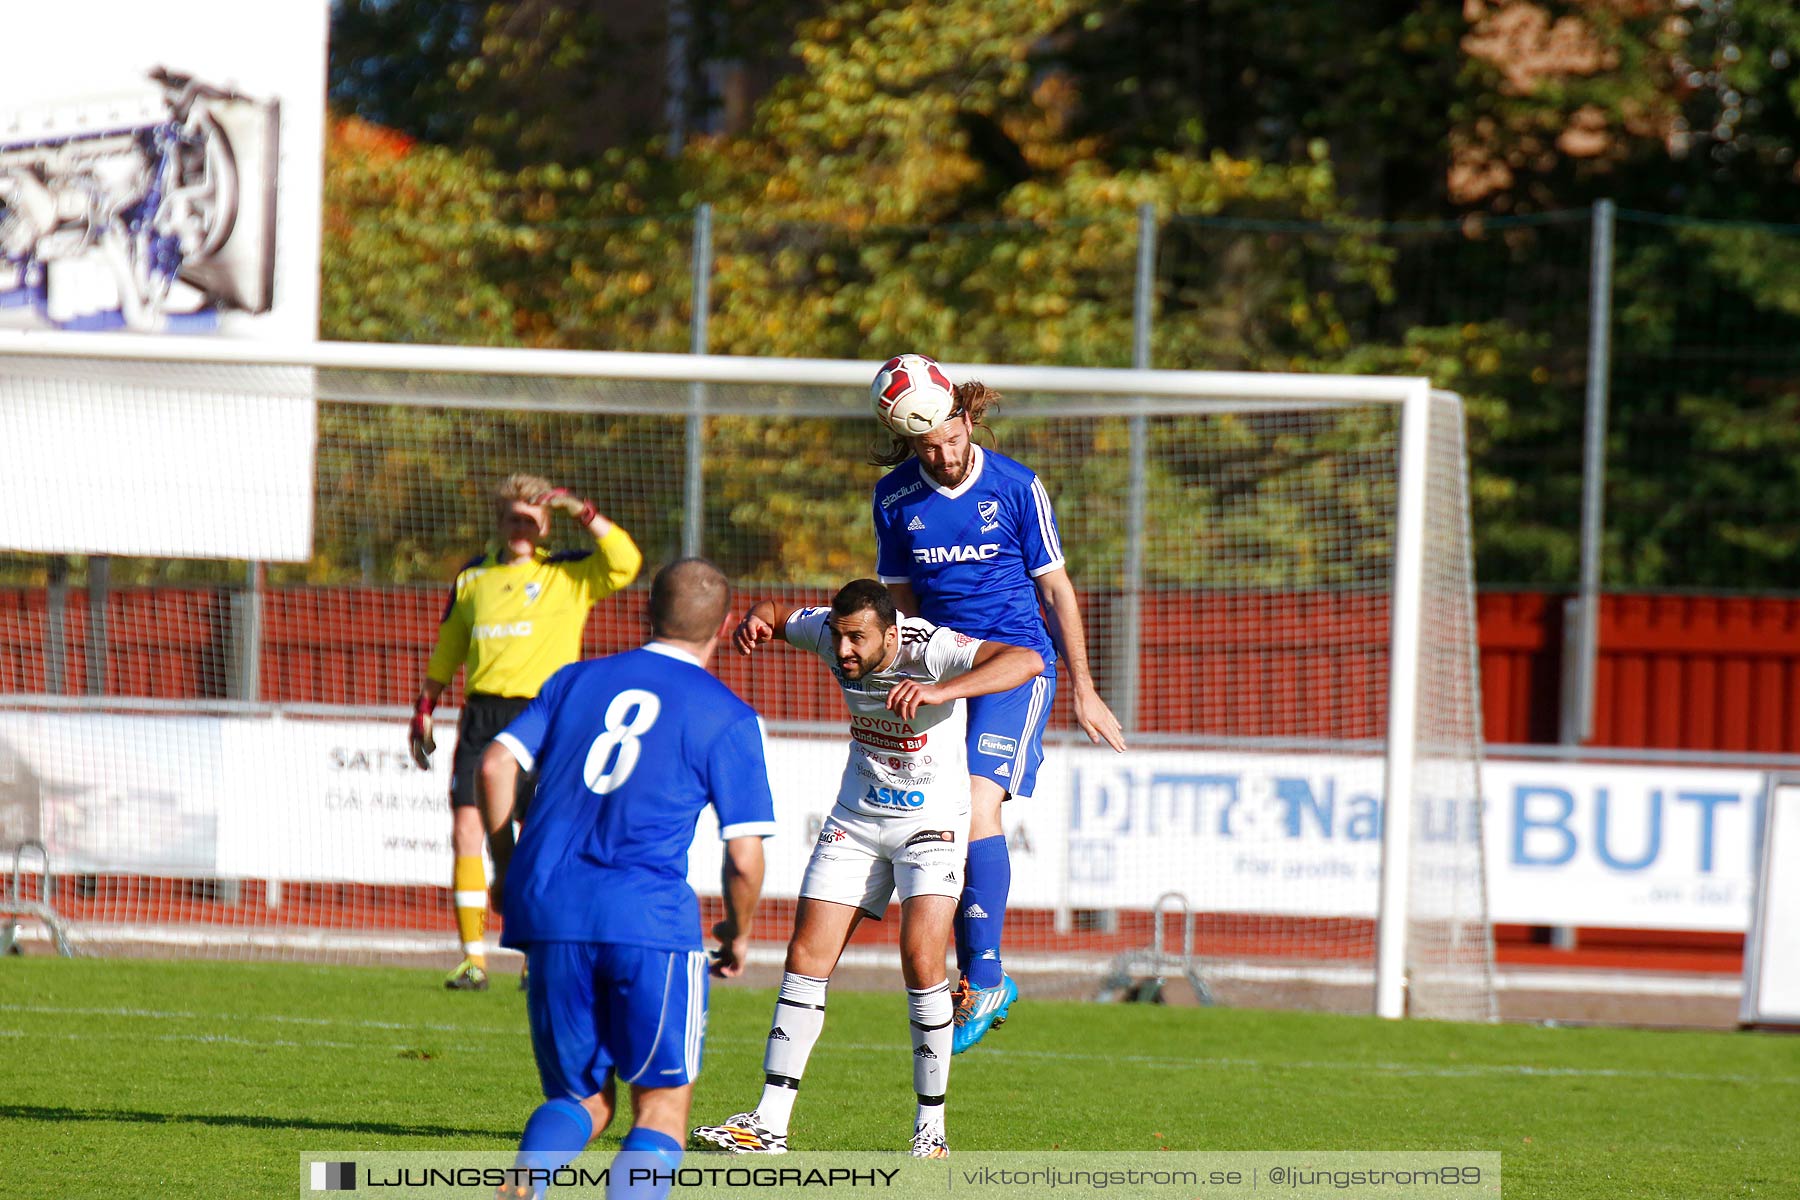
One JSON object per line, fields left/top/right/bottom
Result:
{"left": 408, "top": 694, "right": 436, "bottom": 770}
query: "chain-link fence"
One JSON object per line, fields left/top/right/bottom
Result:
{"left": 309, "top": 198, "right": 1792, "bottom": 748}
{"left": 16, "top": 203, "right": 1794, "bottom": 596}
{"left": 325, "top": 200, "right": 1800, "bottom": 594}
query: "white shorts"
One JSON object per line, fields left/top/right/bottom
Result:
{"left": 800, "top": 806, "right": 971, "bottom": 917}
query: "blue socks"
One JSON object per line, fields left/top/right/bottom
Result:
{"left": 516, "top": 1097, "right": 594, "bottom": 1182}
{"left": 514, "top": 1101, "right": 683, "bottom": 1199}
{"left": 958, "top": 835, "right": 1011, "bottom": 990}
{"left": 609, "top": 1126, "right": 683, "bottom": 1200}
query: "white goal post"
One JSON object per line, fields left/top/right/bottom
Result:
{"left": 0, "top": 331, "right": 1495, "bottom": 1021}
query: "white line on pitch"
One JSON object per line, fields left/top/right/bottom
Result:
{"left": 0, "top": 1027, "right": 366, "bottom": 1050}
{"left": 3, "top": 1005, "right": 1794, "bottom": 1088}
{"left": 0, "top": 1002, "right": 518, "bottom": 1037}
{"left": 10, "top": 927, "right": 1749, "bottom": 999}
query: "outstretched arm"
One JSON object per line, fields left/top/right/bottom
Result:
{"left": 1035, "top": 567, "right": 1126, "bottom": 752}
{"left": 733, "top": 598, "right": 806, "bottom": 655}
{"left": 886, "top": 640, "right": 1044, "bottom": 721}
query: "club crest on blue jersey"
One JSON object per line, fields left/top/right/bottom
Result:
{"left": 872, "top": 446, "right": 1063, "bottom": 664}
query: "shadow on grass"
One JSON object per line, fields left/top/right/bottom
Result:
{"left": 0, "top": 1103, "right": 510, "bottom": 1141}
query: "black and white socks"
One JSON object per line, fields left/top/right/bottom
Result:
{"left": 908, "top": 980, "right": 953, "bottom": 1133}
{"left": 756, "top": 972, "right": 829, "bottom": 1135}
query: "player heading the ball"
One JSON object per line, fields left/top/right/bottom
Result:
{"left": 869, "top": 353, "right": 1126, "bottom": 1054}
{"left": 691, "top": 579, "right": 1042, "bottom": 1159}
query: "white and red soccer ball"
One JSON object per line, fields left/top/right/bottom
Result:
{"left": 871, "top": 353, "right": 957, "bottom": 436}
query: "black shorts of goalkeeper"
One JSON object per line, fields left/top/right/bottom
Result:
{"left": 449, "top": 693, "right": 536, "bottom": 818}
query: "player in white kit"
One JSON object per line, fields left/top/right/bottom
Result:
{"left": 690, "top": 579, "right": 1043, "bottom": 1159}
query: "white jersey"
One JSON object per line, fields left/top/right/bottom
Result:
{"left": 785, "top": 607, "right": 982, "bottom": 820}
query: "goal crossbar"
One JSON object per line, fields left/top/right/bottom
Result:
{"left": 2, "top": 330, "right": 1434, "bottom": 404}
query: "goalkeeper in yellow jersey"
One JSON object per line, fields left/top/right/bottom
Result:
{"left": 409, "top": 473, "right": 643, "bottom": 991}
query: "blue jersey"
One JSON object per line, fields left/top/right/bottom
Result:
{"left": 493, "top": 642, "right": 776, "bottom": 950}
{"left": 872, "top": 446, "right": 1063, "bottom": 663}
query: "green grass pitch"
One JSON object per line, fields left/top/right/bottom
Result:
{"left": 2, "top": 958, "right": 1795, "bottom": 1198}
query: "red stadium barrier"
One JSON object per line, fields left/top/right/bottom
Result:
{"left": 4, "top": 584, "right": 1799, "bottom": 751}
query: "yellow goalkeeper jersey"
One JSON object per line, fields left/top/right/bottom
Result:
{"left": 426, "top": 525, "right": 643, "bottom": 698}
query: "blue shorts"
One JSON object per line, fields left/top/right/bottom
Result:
{"left": 964, "top": 664, "right": 1055, "bottom": 799}
{"left": 524, "top": 942, "right": 710, "bottom": 1099}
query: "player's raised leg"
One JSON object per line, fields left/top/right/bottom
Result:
{"left": 953, "top": 674, "right": 1051, "bottom": 1051}
{"left": 691, "top": 896, "right": 862, "bottom": 1153}
{"left": 952, "top": 781, "right": 1021, "bottom": 1052}
{"left": 954, "top": 776, "right": 1011, "bottom": 990}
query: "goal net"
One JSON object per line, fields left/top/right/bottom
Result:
{"left": 0, "top": 337, "right": 1494, "bottom": 1020}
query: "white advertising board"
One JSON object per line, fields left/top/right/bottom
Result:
{"left": 1742, "top": 779, "right": 1800, "bottom": 1025}
{"left": 0, "top": 0, "right": 328, "bottom": 561}
{"left": 0, "top": 712, "right": 224, "bottom": 874}
{"left": 214, "top": 718, "right": 459, "bottom": 885}
{"left": 0, "top": 0, "right": 328, "bottom": 339}
{"left": 1050, "top": 748, "right": 1395, "bottom": 916}
{"left": 1482, "top": 759, "right": 1762, "bottom": 931}
{"left": 0, "top": 712, "right": 453, "bottom": 882}
{"left": 0, "top": 709, "right": 1772, "bottom": 933}
{"left": 0, "top": 374, "right": 318, "bottom": 560}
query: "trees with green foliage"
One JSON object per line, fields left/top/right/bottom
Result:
{"left": 315, "top": 0, "right": 1800, "bottom": 590}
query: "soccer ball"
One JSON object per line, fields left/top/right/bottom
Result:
{"left": 871, "top": 353, "right": 957, "bottom": 436}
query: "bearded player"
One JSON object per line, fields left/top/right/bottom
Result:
{"left": 869, "top": 354, "right": 1127, "bottom": 1053}
{"left": 409, "top": 473, "right": 642, "bottom": 991}
{"left": 690, "top": 579, "right": 1042, "bottom": 1158}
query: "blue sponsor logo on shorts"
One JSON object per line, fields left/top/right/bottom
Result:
{"left": 977, "top": 733, "right": 1018, "bottom": 758}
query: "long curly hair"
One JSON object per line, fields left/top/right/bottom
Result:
{"left": 870, "top": 381, "right": 1001, "bottom": 468}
